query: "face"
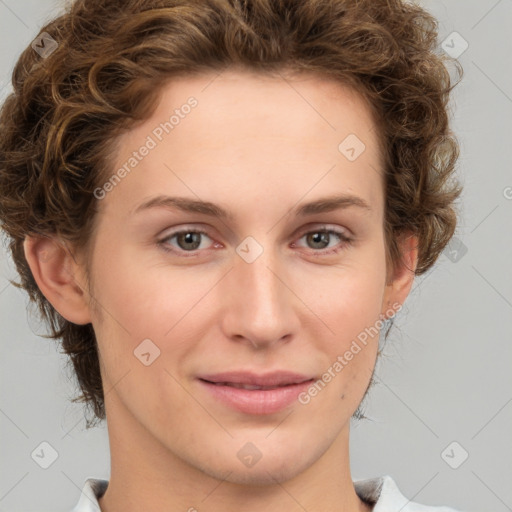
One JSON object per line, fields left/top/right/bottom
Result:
{"left": 78, "top": 69, "right": 408, "bottom": 484}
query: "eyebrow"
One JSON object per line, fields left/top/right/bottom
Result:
{"left": 132, "top": 193, "right": 372, "bottom": 219}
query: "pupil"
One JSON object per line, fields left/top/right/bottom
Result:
{"left": 179, "top": 232, "right": 201, "bottom": 250}
{"left": 309, "top": 232, "right": 328, "bottom": 249}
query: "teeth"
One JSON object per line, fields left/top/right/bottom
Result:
{"left": 232, "top": 383, "right": 266, "bottom": 390}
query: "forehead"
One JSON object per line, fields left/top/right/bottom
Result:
{"left": 101, "top": 68, "right": 385, "bottom": 221}
{"left": 148, "top": 68, "right": 382, "bottom": 153}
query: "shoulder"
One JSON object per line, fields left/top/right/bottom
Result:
{"left": 354, "top": 474, "right": 465, "bottom": 512}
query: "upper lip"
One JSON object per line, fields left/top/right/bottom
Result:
{"left": 198, "top": 370, "right": 314, "bottom": 387}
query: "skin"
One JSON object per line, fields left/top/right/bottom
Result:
{"left": 24, "top": 69, "right": 417, "bottom": 512}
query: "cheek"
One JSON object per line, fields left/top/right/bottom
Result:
{"left": 303, "top": 271, "right": 383, "bottom": 414}
{"left": 296, "top": 252, "right": 386, "bottom": 398}
{"left": 89, "top": 242, "right": 215, "bottom": 369}
{"left": 90, "top": 240, "right": 175, "bottom": 332}
{"left": 304, "top": 260, "right": 386, "bottom": 340}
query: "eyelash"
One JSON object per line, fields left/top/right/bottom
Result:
{"left": 157, "top": 226, "right": 353, "bottom": 257}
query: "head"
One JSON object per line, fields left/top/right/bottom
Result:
{"left": 0, "top": 0, "right": 461, "bottom": 484}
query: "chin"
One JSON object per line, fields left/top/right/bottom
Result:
{"left": 195, "top": 446, "right": 317, "bottom": 487}
{"left": 204, "top": 463, "right": 305, "bottom": 487}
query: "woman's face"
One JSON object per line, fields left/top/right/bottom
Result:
{"left": 84, "top": 69, "right": 412, "bottom": 484}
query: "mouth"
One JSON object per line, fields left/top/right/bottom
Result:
{"left": 199, "top": 380, "right": 305, "bottom": 391}
{"left": 196, "top": 371, "right": 315, "bottom": 415}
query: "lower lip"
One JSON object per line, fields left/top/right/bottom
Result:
{"left": 197, "top": 379, "right": 314, "bottom": 415}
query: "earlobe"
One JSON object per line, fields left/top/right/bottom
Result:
{"left": 382, "top": 231, "right": 419, "bottom": 317}
{"left": 23, "top": 235, "right": 92, "bottom": 325}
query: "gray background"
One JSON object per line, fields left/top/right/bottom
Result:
{"left": 1, "top": 1, "right": 511, "bottom": 511}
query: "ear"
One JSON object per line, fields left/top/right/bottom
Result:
{"left": 23, "top": 235, "right": 92, "bottom": 325}
{"left": 381, "top": 231, "right": 419, "bottom": 318}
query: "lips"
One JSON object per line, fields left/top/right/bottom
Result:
{"left": 196, "top": 370, "right": 315, "bottom": 415}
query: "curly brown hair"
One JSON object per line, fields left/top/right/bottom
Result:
{"left": 0, "top": 0, "right": 463, "bottom": 426}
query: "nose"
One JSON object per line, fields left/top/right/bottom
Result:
{"left": 220, "top": 243, "right": 300, "bottom": 350}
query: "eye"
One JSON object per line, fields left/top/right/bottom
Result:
{"left": 293, "top": 227, "right": 352, "bottom": 255}
{"left": 158, "top": 228, "right": 215, "bottom": 256}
